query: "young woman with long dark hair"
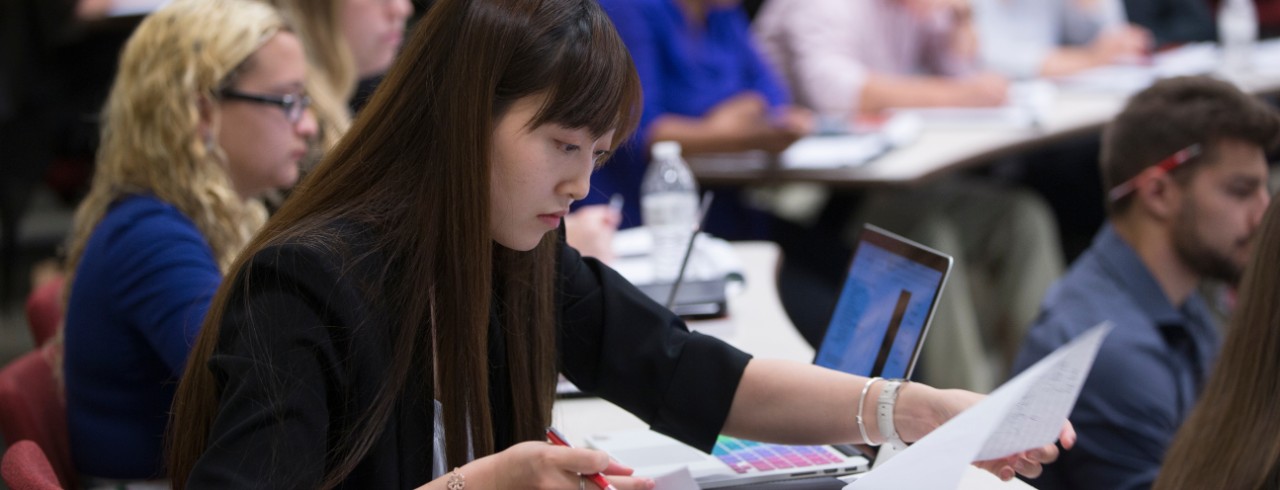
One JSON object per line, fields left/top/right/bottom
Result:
{"left": 167, "top": 0, "right": 1069, "bottom": 487}
{"left": 1154, "top": 195, "right": 1280, "bottom": 490}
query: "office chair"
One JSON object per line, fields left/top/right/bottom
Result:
{"left": 0, "top": 344, "right": 75, "bottom": 488}
{"left": 1, "top": 440, "right": 63, "bottom": 490}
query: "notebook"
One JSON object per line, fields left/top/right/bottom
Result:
{"left": 586, "top": 224, "right": 953, "bottom": 488}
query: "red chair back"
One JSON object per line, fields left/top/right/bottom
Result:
{"left": 2, "top": 440, "right": 63, "bottom": 490}
{"left": 24, "top": 276, "right": 65, "bottom": 347}
{"left": 0, "top": 344, "right": 74, "bottom": 488}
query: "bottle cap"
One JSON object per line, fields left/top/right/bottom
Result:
{"left": 651, "top": 141, "right": 682, "bottom": 161}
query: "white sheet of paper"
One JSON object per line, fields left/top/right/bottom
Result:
{"left": 888, "top": 106, "right": 1035, "bottom": 129}
{"left": 846, "top": 323, "right": 1112, "bottom": 490}
{"left": 1054, "top": 65, "right": 1157, "bottom": 95}
{"left": 650, "top": 466, "right": 701, "bottom": 490}
{"left": 887, "top": 81, "right": 1053, "bottom": 130}
{"left": 779, "top": 134, "right": 888, "bottom": 169}
{"left": 609, "top": 229, "right": 744, "bottom": 286}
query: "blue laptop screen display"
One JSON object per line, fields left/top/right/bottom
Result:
{"left": 814, "top": 241, "right": 944, "bottom": 379}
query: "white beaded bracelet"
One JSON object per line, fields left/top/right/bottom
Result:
{"left": 447, "top": 467, "right": 465, "bottom": 489}
{"left": 856, "top": 377, "right": 882, "bottom": 446}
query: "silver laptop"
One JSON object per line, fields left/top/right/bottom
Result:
{"left": 587, "top": 224, "right": 953, "bottom": 488}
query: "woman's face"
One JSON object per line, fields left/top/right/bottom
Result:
{"left": 216, "top": 31, "right": 317, "bottom": 200}
{"left": 489, "top": 96, "right": 616, "bottom": 251}
{"left": 341, "top": 0, "right": 412, "bottom": 79}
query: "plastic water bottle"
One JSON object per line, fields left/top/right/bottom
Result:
{"left": 1219, "top": 0, "right": 1258, "bottom": 76}
{"left": 641, "top": 141, "right": 699, "bottom": 283}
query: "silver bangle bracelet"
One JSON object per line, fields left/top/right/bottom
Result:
{"left": 856, "top": 377, "right": 882, "bottom": 446}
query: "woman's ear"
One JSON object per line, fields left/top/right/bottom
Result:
{"left": 197, "top": 94, "right": 216, "bottom": 145}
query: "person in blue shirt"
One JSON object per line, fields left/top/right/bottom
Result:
{"left": 575, "top": 0, "right": 812, "bottom": 240}
{"left": 1012, "top": 76, "right": 1279, "bottom": 490}
{"left": 60, "top": 0, "right": 317, "bottom": 481}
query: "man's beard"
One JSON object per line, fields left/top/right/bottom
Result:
{"left": 1172, "top": 201, "right": 1250, "bottom": 285}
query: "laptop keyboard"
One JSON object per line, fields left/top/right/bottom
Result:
{"left": 711, "top": 436, "right": 847, "bottom": 474}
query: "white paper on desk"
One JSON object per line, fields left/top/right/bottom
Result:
{"left": 1054, "top": 64, "right": 1157, "bottom": 94}
{"left": 846, "top": 323, "right": 1112, "bottom": 490}
{"left": 609, "top": 228, "right": 744, "bottom": 285}
{"left": 1153, "top": 42, "right": 1217, "bottom": 77}
{"left": 888, "top": 81, "right": 1053, "bottom": 130}
{"left": 888, "top": 106, "right": 1034, "bottom": 129}
{"left": 651, "top": 466, "right": 701, "bottom": 490}
{"left": 1252, "top": 38, "right": 1280, "bottom": 76}
{"left": 779, "top": 134, "right": 889, "bottom": 169}
{"left": 1054, "top": 45, "right": 1217, "bottom": 94}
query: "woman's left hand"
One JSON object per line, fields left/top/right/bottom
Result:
{"left": 895, "top": 384, "right": 1076, "bottom": 481}
{"left": 974, "top": 425, "right": 1075, "bottom": 481}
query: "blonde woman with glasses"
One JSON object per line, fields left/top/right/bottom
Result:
{"left": 59, "top": 0, "right": 316, "bottom": 484}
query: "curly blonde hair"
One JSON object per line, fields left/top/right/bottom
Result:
{"left": 64, "top": 0, "right": 286, "bottom": 287}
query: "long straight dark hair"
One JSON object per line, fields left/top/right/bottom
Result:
{"left": 167, "top": 0, "right": 640, "bottom": 486}
{"left": 1153, "top": 194, "right": 1280, "bottom": 490}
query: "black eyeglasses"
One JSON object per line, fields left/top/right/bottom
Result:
{"left": 219, "top": 88, "right": 312, "bottom": 124}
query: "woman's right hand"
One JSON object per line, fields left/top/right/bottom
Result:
{"left": 446, "top": 441, "right": 656, "bottom": 489}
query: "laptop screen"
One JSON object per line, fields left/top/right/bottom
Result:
{"left": 814, "top": 224, "right": 952, "bottom": 380}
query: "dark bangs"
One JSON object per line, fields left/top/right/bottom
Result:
{"left": 498, "top": 0, "right": 641, "bottom": 148}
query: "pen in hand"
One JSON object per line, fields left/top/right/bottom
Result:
{"left": 546, "top": 426, "right": 620, "bottom": 490}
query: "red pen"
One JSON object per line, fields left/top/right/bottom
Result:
{"left": 546, "top": 426, "right": 619, "bottom": 490}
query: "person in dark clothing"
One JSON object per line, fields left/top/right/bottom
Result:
{"left": 167, "top": 0, "right": 1070, "bottom": 488}
{"left": 1122, "top": 0, "right": 1216, "bottom": 48}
